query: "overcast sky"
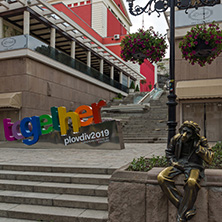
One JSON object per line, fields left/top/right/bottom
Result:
{"left": 123, "top": 0, "right": 170, "bottom": 58}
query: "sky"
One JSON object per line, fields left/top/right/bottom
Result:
{"left": 123, "top": 0, "right": 170, "bottom": 58}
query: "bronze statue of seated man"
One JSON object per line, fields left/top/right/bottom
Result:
{"left": 157, "top": 121, "right": 214, "bottom": 222}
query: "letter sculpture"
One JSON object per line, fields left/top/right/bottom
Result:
{"left": 157, "top": 121, "right": 214, "bottom": 222}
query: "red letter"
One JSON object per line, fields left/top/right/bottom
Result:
{"left": 91, "top": 100, "right": 106, "bottom": 124}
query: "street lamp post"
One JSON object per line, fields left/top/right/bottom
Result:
{"left": 126, "top": 0, "right": 219, "bottom": 146}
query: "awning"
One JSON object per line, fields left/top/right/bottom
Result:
{"left": 176, "top": 79, "right": 222, "bottom": 99}
{"left": 0, "top": 92, "right": 22, "bottom": 109}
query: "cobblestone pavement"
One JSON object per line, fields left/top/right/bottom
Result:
{"left": 0, "top": 142, "right": 166, "bottom": 168}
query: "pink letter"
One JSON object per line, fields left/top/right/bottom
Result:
{"left": 3, "top": 118, "right": 16, "bottom": 141}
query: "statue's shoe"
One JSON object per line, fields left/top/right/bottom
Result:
{"left": 185, "top": 207, "right": 196, "bottom": 221}
{"left": 177, "top": 215, "right": 187, "bottom": 222}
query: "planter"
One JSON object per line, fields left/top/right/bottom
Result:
{"left": 129, "top": 88, "right": 135, "bottom": 94}
{"left": 194, "top": 39, "right": 215, "bottom": 57}
{"left": 133, "top": 52, "right": 147, "bottom": 60}
{"left": 120, "top": 28, "right": 167, "bottom": 65}
{"left": 179, "top": 22, "right": 222, "bottom": 66}
{"left": 108, "top": 166, "right": 222, "bottom": 222}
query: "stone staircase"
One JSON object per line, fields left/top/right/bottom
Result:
{"left": 0, "top": 164, "right": 116, "bottom": 222}
{"left": 102, "top": 91, "right": 168, "bottom": 143}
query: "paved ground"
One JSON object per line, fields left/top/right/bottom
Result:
{"left": 0, "top": 142, "right": 166, "bottom": 169}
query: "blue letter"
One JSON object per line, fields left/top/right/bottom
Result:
{"left": 20, "top": 116, "right": 42, "bottom": 145}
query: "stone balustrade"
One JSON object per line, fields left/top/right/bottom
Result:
{"left": 108, "top": 166, "right": 222, "bottom": 222}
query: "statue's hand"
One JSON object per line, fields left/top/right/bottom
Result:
{"left": 172, "top": 162, "right": 184, "bottom": 171}
{"left": 172, "top": 162, "right": 179, "bottom": 167}
{"left": 195, "top": 139, "right": 201, "bottom": 149}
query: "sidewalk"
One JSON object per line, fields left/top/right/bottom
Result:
{"left": 0, "top": 142, "right": 166, "bottom": 169}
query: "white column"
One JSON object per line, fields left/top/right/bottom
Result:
{"left": 110, "top": 66, "right": 114, "bottom": 80}
{"left": 0, "top": 17, "right": 3, "bottom": 38}
{"left": 127, "top": 76, "right": 130, "bottom": 88}
{"left": 50, "top": 28, "right": 56, "bottom": 48}
{"left": 23, "top": 11, "right": 30, "bottom": 35}
{"left": 87, "top": 50, "right": 91, "bottom": 67}
{"left": 119, "top": 71, "right": 123, "bottom": 84}
{"left": 71, "top": 41, "right": 75, "bottom": 59}
{"left": 100, "top": 58, "right": 104, "bottom": 74}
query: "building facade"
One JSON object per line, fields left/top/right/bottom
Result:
{"left": 169, "top": 4, "right": 222, "bottom": 141}
{"left": 0, "top": 0, "right": 148, "bottom": 141}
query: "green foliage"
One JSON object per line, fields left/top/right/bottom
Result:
{"left": 127, "top": 155, "right": 168, "bottom": 172}
{"left": 117, "top": 93, "right": 123, "bottom": 99}
{"left": 113, "top": 93, "right": 123, "bottom": 100}
{"left": 140, "top": 79, "right": 147, "bottom": 84}
{"left": 120, "top": 27, "right": 168, "bottom": 65}
{"left": 207, "top": 141, "right": 222, "bottom": 169}
{"left": 135, "top": 85, "right": 140, "bottom": 92}
{"left": 130, "top": 81, "right": 135, "bottom": 89}
{"left": 179, "top": 21, "right": 222, "bottom": 67}
{"left": 148, "top": 83, "right": 152, "bottom": 90}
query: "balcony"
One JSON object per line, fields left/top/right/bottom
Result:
{"left": 0, "top": 34, "right": 128, "bottom": 93}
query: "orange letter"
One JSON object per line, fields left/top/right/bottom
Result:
{"left": 75, "top": 105, "right": 93, "bottom": 127}
{"left": 91, "top": 100, "right": 107, "bottom": 124}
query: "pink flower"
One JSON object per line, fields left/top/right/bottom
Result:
{"left": 205, "top": 41, "right": 209, "bottom": 45}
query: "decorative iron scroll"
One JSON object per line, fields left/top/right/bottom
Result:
{"left": 127, "top": 0, "right": 220, "bottom": 16}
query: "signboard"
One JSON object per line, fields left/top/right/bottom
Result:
{"left": 39, "top": 120, "right": 125, "bottom": 150}
{"left": 175, "top": 4, "right": 222, "bottom": 28}
{"left": 0, "top": 35, "right": 27, "bottom": 51}
{"left": 2, "top": 100, "right": 125, "bottom": 150}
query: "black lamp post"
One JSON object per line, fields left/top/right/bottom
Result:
{"left": 126, "top": 0, "right": 219, "bottom": 146}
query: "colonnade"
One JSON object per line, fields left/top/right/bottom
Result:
{"left": 0, "top": 10, "right": 132, "bottom": 88}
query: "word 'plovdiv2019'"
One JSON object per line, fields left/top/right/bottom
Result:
{"left": 3, "top": 100, "right": 106, "bottom": 146}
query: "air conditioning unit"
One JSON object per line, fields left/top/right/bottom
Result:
{"left": 114, "top": 34, "right": 120, "bottom": 40}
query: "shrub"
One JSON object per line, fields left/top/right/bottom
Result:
{"left": 127, "top": 155, "right": 168, "bottom": 172}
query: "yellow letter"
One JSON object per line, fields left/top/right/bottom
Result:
{"left": 58, "top": 107, "right": 81, "bottom": 136}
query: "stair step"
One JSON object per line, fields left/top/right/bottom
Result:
{"left": 0, "top": 164, "right": 116, "bottom": 175}
{"left": 0, "top": 180, "right": 108, "bottom": 197}
{"left": 0, "top": 190, "right": 108, "bottom": 210}
{"left": 0, "top": 218, "right": 38, "bottom": 222}
{"left": 0, "top": 171, "right": 110, "bottom": 185}
{"left": 0, "top": 217, "right": 39, "bottom": 222}
{"left": 0, "top": 203, "right": 108, "bottom": 222}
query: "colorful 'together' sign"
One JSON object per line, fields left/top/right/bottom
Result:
{"left": 3, "top": 100, "right": 107, "bottom": 146}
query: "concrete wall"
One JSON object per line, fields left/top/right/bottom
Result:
{"left": 108, "top": 166, "right": 222, "bottom": 222}
{"left": 0, "top": 56, "right": 116, "bottom": 124}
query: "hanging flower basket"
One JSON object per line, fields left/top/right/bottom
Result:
{"left": 120, "top": 27, "right": 168, "bottom": 65}
{"left": 179, "top": 22, "right": 222, "bottom": 67}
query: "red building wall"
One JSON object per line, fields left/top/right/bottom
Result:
{"left": 70, "top": 4, "right": 92, "bottom": 27}
{"left": 107, "top": 10, "right": 127, "bottom": 37}
{"left": 140, "top": 60, "right": 155, "bottom": 92}
{"left": 113, "top": 0, "right": 127, "bottom": 17}
{"left": 52, "top": 3, "right": 103, "bottom": 42}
